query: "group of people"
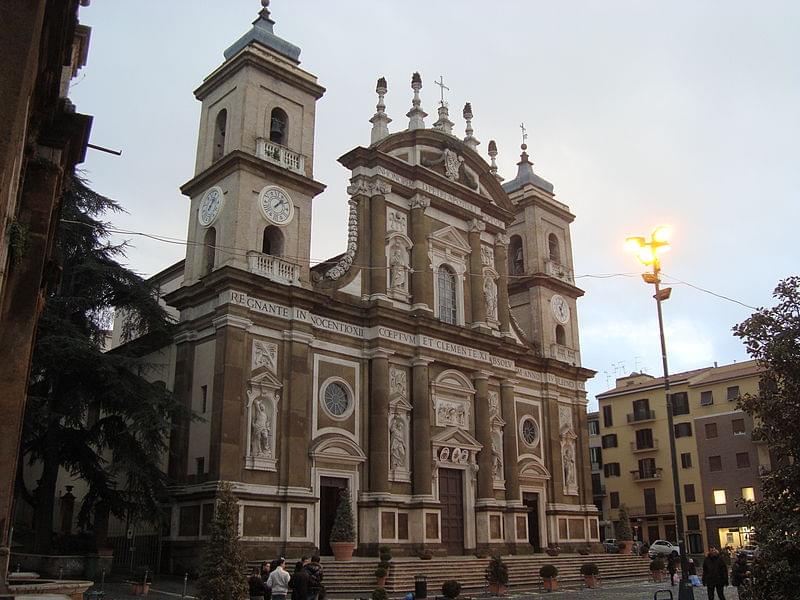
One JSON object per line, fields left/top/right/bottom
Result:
{"left": 665, "top": 547, "right": 752, "bottom": 600}
{"left": 248, "top": 555, "right": 324, "bottom": 600}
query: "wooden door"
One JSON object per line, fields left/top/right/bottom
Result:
{"left": 523, "top": 492, "right": 541, "bottom": 552}
{"left": 319, "top": 477, "right": 348, "bottom": 556}
{"left": 438, "top": 468, "right": 464, "bottom": 554}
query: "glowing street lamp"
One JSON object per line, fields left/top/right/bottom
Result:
{"left": 625, "top": 226, "right": 694, "bottom": 600}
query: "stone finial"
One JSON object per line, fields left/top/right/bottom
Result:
{"left": 463, "top": 102, "right": 480, "bottom": 150}
{"left": 433, "top": 104, "right": 455, "bottom": 135}
{"left": 260, "top": 0, "right": 271, "bottom": 19}
{"left": 370, "top": 76, "right": 392, "bottom": 145}
{"left": 488, "top": 140, "right": 503, "bottom": 182}
{"left": 407, "top": 72, "right": 428, "bottom": 130}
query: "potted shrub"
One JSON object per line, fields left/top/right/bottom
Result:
{"left": 371, "top": 588, "right": 388, "bottom": 600}
{"left": 650, "top": 557, "right": 666, "bottom": 582}
{"left": 375, "top": 566, "right": 388, "bottom": 588}
{"left": 441, "top": 580, "right": 461, "bottom": 600}
{"left": 578, "top": 546, "right": 591, "bottom": 556}
{"left": 545, "top": 543, "right": 561, "bottom": 556}
{"left": 615, "top": 504, "right": 634, "bottom": 555}
{"left": 580, "top": 562, "right": 599, "bottom": 588}
{"left": 378, "top": 545, "right": 392, "bottom": 564}
{"left": 539, "top": 564, "right": 559, "bottom": 592}
{"left": 131, "top": 569, "right": 150, "bottom": 596}
{"left": 484, "top": 555, "right": 509, "bottom": 594}
{"left": 329, "top": 490, "right": 356, "bottom": 561}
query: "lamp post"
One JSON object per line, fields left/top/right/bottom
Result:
{"left": 625, "top": 226, "right": 694, "bottom": 600}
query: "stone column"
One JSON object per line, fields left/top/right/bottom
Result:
{"left": 501, "top": 380, "right": 521, "bottom": 502}
{"left": 168, "top": 331, "right": 197, "bottom": 482}
{"left": 411, "top": 357, "right": 433, "bottom": 497}
{"left": 283, "top": 328, "right": 314, "bottom": 489}
{"left": 210, "top": 313, "right": 251, "bottom": 480}
{"left": 369, "top": 182, "right": 390, "bottom": 299}
{"left": 410, "top": 195, "right": 432, "bottom": 312}
{"left": 495, "top": 233, "right": 511, "bottom": 334}
{"left": 468, "top": 220, "right": 486, "bottom": 327}
{"left": 473, "top": 372, "right": 494, "bottom": 499}
{"left": 369, "top": 349, "right": 392, "bottom": 494}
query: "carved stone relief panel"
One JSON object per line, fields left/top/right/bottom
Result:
{"left": 387, "top": 208, "right": 408, "bottom": 235}
{"left": 252, "top": 340, "right": 278, "bottom": 374}
{"left": 389, "top": 365, "right": 411, "bottom": 482}
{"left": 435, "top": 398, "right": 469, "bottom": 429}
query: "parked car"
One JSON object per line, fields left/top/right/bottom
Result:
{"left": 648, "top": 539, "right": 681, "bottom": 558}
{"left": 738, "top": 545, "right": 757, "bottom": 560}
{"left": 603, "top": 538, "right": 620, "bottom": 553}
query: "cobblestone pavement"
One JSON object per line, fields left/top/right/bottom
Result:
{"left": 88, "top": 579, "right": 741, "bottom": 600}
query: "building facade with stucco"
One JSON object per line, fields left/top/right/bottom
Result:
{"left": 112, "top": 2, "right": 598, "bottom": 566}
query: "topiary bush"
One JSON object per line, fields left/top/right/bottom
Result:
{"left": 650, "top": 558, "right": 665, "bottom": 572}
{"left": 371, "top": 588, "right": 388, "bottom": 600}
{"left": 441, "top": 580, "right": 461, "bottom": 599}
{"left": 485, "top": 555, "right": 509, "bottom": 586}
{"left": 330, "top": 489, "right": 355, "bottom": 542}
{"left": 616, "top": 504, "right": 633, "bottom": 541}
{"left": 580, "top": 562, "right": 599, "bottom": 576}
{"left": 539, "top": 564, "right": 558, "bottom": 579}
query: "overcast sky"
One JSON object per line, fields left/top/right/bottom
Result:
{"left": 71, "top": 1, "right": 799, "bottom": 409}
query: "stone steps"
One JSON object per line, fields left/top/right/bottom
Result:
{"left": 264, "top": 555, "right": 651, "bottom": 595}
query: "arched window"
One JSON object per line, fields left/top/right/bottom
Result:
{"left": 509, "top": 234, "right": 524, "bottom": 275}
{"left": 548, "top": 233, "right": 560, "bottom": 263}
{"left": 262, "top": 226, "right": 284, "bottom": 256}
{"left": 555, "top": 324, "right": 566, "bottom": 346}
{"left": 213, "top": 109, "right": 227, "bottom": 162}
{"left": 202, "top": 228, "right": 216, "bottom": 276}
{"left": 437, "top": 265, "right": 458, "bottom": 324}
{"left": 269, "top": 107, "right": 288, "bottom": 145}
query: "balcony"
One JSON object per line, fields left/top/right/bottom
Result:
{"left": 631, "top": 467, "right": 663, "bottom": 482}
{"left": 627, "top": 409, "right": 656, "bottom": 423}
{"left": 549, "top": 343, "right": 580, "bottom": 366}
{"left": 627, "top": 504, "right": 675, "bottom": 517}
{"left": 247, "top": 251, "right": 300, "bottom": 285}
{"left": 256, "top": 138, "right": 306, "bottom": 175}
{"left": 590, "top": 461, "right": 602, "bottom": 472}
{"left": 630, "top": 439, "right": 660, "bottom": 453}
{"left": 545, "top": 259, "right": 575, "bottom": 285}
{"left": 592, "top": 484, "right": 607, "bottom": 497}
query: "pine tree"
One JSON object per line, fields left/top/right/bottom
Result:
{"left": 196, "top": 482, "right": 247, "bottom": 600}
{"left": 615, "top": 504, "right": 633, "bottom": 541}
{"left": 329, "top": 489, "right": 355, "bottom": 542}
{"left": 733, "top": 276, "right": 800, "bottom": 599}
{"left": 20, "top": 174, "right": 184, "bottom": 551}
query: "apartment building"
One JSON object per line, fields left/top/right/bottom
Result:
{"left": 587, "top": 411, "right": 612, "bottom": 539}
{"left": 596, "top": 359, "right": 765, "bottom": 554}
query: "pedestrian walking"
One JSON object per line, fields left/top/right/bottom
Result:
{"left": 289, "top": 558, "right": 310, "bottom": 600}
{"left": 667, "top": 553, "right": 677, "bottom": 586}
{"left": 702, "top": 547, "right": 729, "bottom": 600}
{"left": 303, "top": 555, "right": 324, "bottom": 600}
{"left": 267, "top": 558, "right": 291, "bottom": 600}
{"left": 249, "top": 568, "right": 268, "bottom": 600}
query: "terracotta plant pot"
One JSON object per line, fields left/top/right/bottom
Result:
{"left": 583, "top": 575, "right": 598, "bottom": 589}
{"left": 488, "top": 583, "right": 507, "bottom": 594}
{"left": 543, "top": 577, "right": 558, "bottom": 592}
{"left": 131, "top": 582, "right": 150, "bottom": 596}
{"left": 331, "top": 542, "right": 356, "bottom": 561}
{"left": 618, "top": 541, "right": 633, "bottom": 555}
{"left": 651, "top": 570, "right": 665, "bottom": 582}
{"left": 377, "top": 576, "right": 387, "bottom": 588}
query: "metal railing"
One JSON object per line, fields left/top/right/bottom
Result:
{"left": 627, "top": 409, "right": 657, "bottom": 423}
{"left": 631, "top": 467, "right": 663, "bottom": 481}
{"left": 630, "top": 439, "right": 659, "bottom": 453}
{"left": 247, "top": 251, "right": 300, "bottom": 285}
{"left": 255, "top": 138, "right": 306, "bottom": 175}
{"left": 626, "top": 503, "right": 676, "bottom": 516}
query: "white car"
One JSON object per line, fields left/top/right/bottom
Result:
{"left": 648, "top": 539, "right": 681, "bottom": 558}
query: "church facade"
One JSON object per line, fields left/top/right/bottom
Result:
{"left": 127, "top": 3, "right": 599, "bottom": 564}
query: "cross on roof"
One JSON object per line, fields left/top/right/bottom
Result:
{"left": 435, "top": 75, "right": 450, "bottom": 106}
{"left": 520, "top": 122, "right": 528, "bottom": 146}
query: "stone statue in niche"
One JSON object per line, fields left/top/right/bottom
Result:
{"left": 389, "top": 245, "right": 407, "bottom": 290}
{"left": 563, "top": 441, "right": 577, "bottom": 489}
{"left": 484, "top": 276, "right": 498, "bottom": 320}
{"left": 390, "top": 416, "right": 407, "bottom": 470}
{"left": 491, "top": 437, "right": 503, "bottom": 479}
{"left": 513, "top": 245, "right": 524, "bottom": 275}
{"left": 250, "top": 391, "right": 275, "bottom": 459}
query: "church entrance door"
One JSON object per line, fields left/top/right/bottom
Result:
{"left": 439, "top": 468, "right": 464, "bottom": 554}
{"left": 319, "top": 476, "right": 348, "bottom": 556}
{"left": 523, "top": 492, "right": 541, "bottom": 552}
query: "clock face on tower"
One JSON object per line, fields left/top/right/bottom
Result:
{"left": 258, "top": 185, "right": 295, "bottom": 225}
{"left": 550, "top": 294, "right": 570, "bottom": 324}
{"left": 198, "top": 186, "right": 224, "bottom": 227}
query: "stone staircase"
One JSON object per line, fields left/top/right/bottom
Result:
{"left": 285, "top": 554, "right": 651, "bottom": 596}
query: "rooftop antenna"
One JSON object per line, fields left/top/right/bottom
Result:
{"left": 634, "top": 356, "right": 643, "bottom": 372}
{"left": 520, "top": 122, "right": 528, "bottom": 146}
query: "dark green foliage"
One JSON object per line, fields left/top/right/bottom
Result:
{"left": 196, "top": 482, "right": 247, "bottom": 600}
{"left": 21, "top": 174, "right": 184, "bottom": 551}
{"left": 374, "top": 566, "right": 387, "bottom": 578}
{"left": 733, "top": 277, "right": 800, "bottom": 600}
{"left": 371, "top": 588, "right": 388, "bottom": 600}
{"left": 484, "top": 555, "right": 509, "bottom": 586}
{"left": 650, "top": 558, "right": 665, "bottom": 572}
{"left": 580, "top": 562, "right": 599, "bottom": 576}
{"left": 378, "top": 544, "right": 392, "bottom": 563}
{"left": 329, "top": 489, "right": 355, "bottom": 542}
{"left": 539, "top": 564, "right": 558, "bottom": 579}
{"left": 441, "top": 580, "right": 461, "bottom": 599}
{"left": 615, "top": 504, "right": 633, "bottom": 541}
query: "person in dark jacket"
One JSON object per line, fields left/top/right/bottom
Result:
{"left": 731, "top": 552, "right": 750, "bottom": 587}
{"left": 289, "top": 560, "right": 310, "bottom": 600}
{"left": 249, "top": 568, "right": 267, "bottom": 600}
{"left": 303, "top": 555, "right": 324, "bottom": 600}
{"left": 702, "top": 547, "right": 729, "bottom": 600}
{"left": 667, "top": 553, "right": 678, "bottom": 586}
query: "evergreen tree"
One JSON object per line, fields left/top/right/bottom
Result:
{"left": 20, "top": 174, "right": 183, "bottom": 551}
{"left": 330, "top": 489, "right": 355, "bottom": 542}
{"left": 196, "top": 482, "right": 247, "bottom": 600}
{"left": 615, "top": 504, "right": 633, "bottom": 541}
{"left": 733, "top": 276, "right": 800, "bottom": 600}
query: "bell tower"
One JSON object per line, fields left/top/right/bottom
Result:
{"left": 180, "top": 0, "right": 325, "bottom": 287}
{"left": 503, "top": 141, "right": 584, "bottom": 367}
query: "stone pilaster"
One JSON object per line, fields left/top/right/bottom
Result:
{"left": 368, "top": 349, "right": 392, "bottom": 494}
{"left": 469, "top": 220, "right": 486, "bottom": 327}
{"left": 501, "top": 380, "right": 521, "bottom": 502}
{"left": 473, "top": 372, "right": 494, "bottom": 499}
{"left": 369, "top": 183, "right": 389, "bottom": 299}
{"left": 495, "top": 234, "right": 511, "bottom": 334}
{"left": 411, "top": 356, "right": 434, "bottom": 497}
{"left": 410, "top": 195, "right": 432, "bottom": 312}
{"left": 168, "top": 331, "right": 197, "bottom": 482}
{"left": 210, "top": 314, "right": 251, "bottom": 480}
{"left": 283, "top": 329, "right": 314, "bottom": 489}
